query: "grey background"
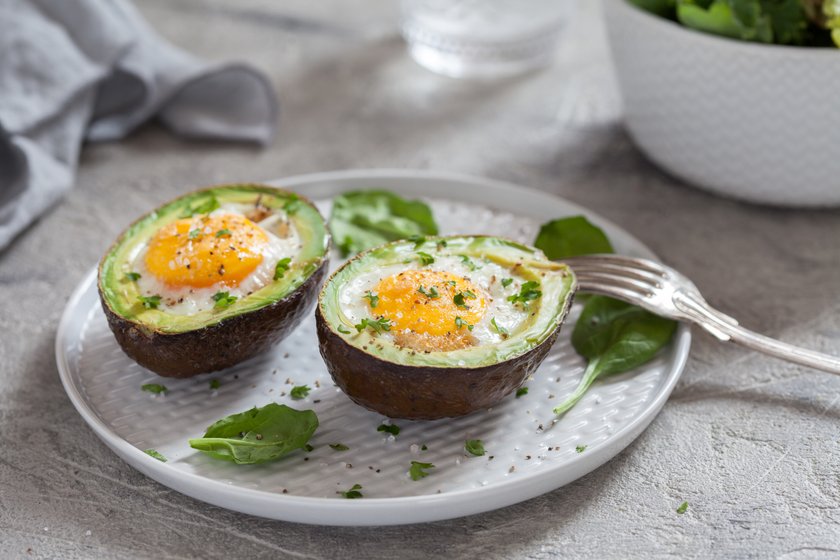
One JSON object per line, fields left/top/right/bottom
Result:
{"left": 2, "top": 1, "right": 839, "bottom": 558}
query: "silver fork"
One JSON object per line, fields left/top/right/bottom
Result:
{"left": 563, "top": 254, "right": 840, "bottom": 375}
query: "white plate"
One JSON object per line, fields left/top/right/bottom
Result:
{"left": 56, "top": 170, "right": 691, "bottom": 526}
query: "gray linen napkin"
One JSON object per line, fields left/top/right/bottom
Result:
{"left": 0, "top": 0, "right": 278, "bottom": 250}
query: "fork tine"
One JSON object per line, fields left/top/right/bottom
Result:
{"left": 571, "top": 278, "right": 647, "bottom": 304}
{"left": 563, "top": 254, "right": 668, "bottom": 276}
{"left": 573, "top": 271, "right": 655, "bottom": 298}
{"left": 565, "top": 262, "right": 663, "bottom": 288}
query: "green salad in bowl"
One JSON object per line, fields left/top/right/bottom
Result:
{"left": 631, "top": 0, "right": 840, "bottom": 46}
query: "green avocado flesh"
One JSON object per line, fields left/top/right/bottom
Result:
{"left": 319, "top": 236, "right": 576, "bottom": 368}
{"left": 99, "top": 185, "right": 329, "bottom": 334}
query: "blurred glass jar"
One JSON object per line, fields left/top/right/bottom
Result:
{"left": 400, "top": 0, "right": 577, "bottom": 78}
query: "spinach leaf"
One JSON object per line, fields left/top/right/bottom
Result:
{"left": 534, "top": 216, "right": 613, "bottom": 260}
{"left": 188, "top": 403, "right": 318, "bottom": 465}
{"left": 534, "top": 214, "right": 677, "bottom": 416}
{"left": 330, "top": 190, "right": 438, "bottom": 257}
{"left": 553, "top": 296, "right": 677, "bottom": 415}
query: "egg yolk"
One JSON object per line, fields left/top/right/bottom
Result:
{"left": 144, "top": 213, "right": 268, "bottom": 288}
{"left": 373, "top": 270, "right": 486, "bottom": 339}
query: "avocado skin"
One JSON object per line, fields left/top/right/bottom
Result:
{"left": 315, "top": 298, "right": 572, "bottom": 420}
{"left": 102, "top": 259, "right": 328, "bottom": 378}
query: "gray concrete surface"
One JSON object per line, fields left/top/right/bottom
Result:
{"left": 2, "top": 1, "right": 839, "bottom": 558}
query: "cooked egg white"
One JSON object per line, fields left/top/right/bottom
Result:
{"left": 132, "top": 203, "right": 301, "bottom": 315}
{"left": 339, "top": 255, "right": 531, "bottom": 351}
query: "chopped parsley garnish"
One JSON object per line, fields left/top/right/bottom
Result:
{"left": 141, "top": 383, "right": 168, "bottom": 394}
{"left": 446, "top": 280, "right": 457, "bottom": 287}
{"left": 453, "top": 291, "right": 475, "bottom": 308}
{"left": 355, "top": 317, "right": 392, "bottom": 334}
{"left": 515, "top": 387, "right": 528, "bottom": 398}
{"left": 507, "top": 281, "right": 542, "bottom": 305}
{"left": 215, "top": 228, "right": 232, "bottom": 238}
{"left": 329, "top": 443, "right": 349, "bottom": 451}
{"left": 337, "top": 325, "right": 352, "bottom": 334}
{"left": 209, "top": 379, "right": 221, "bottom": 390}
{"left": 677, "top": 501, "right": 688, "bottom": 515}
{"left": 409, "top": 461, "right": 435, "bottom": 481}
{"left": 273, "top": 257, "right": 292, "bottom": 280}
{"left": 338, "top": 483, "right": 363, "bottom": 499}
{"left": 181, "top": 195, "right": 220, "bottom": 218}
{"left": 465, "top": 439, "right": 485, "bottom": 457}
{"left": 363, "top": 290, "right": 379, "bottom": 308}
{"left": 212, "top": 291, "right": 237, "bottom": 309}
{"left": 124, "top": 272, "right": 141, "bottom": 282}
{"left": 454, "top": 316, "right": 474, "bottom": 331}
{"left": 436, "top": 239, "right": 448, "bottom": 249}
{"left": 421, "top": 444, "right": 428, "bottom": 451}
{"left": 283, "top": 194, "right": 302, "bottom": 214}
{"left": 377, "top": 424, "right": 400, "bottom": 436}
{"left": 416, "top": 251, "right": 435, "bottom": 266}
{"left": 575, "top": 444, "right": 587, "bottom": 453}
{"left": 188, "top": 228, "right": 202, "bottom": 240}
{"left": 290, "top": 385, "right": 310, "bottom": 400}
{"left": 138, "top": 295, "right": 162, "bottom": 309}
{"left": 459, "top": 255, "right": 480, "bottom": 271}
{"left": 491, "top": 317, "right": 509, "bottom": 337}
{"left": 501, "top": 277, "right": 513, "bottom": 288}
{"left": 304, "top": 444, "right": 315, "bottom": 452}
{"left": 417, "top": 285, "right": 440, "bottom": 299}
{"left": 143, "top": 449, "right": 167, "bottom": 462}
{"left": 408, "top": 234, "right": 426, "bottom": 247}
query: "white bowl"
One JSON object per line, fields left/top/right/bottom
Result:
{"left": 604, "top": 0, "right": 840, "bottom": 207}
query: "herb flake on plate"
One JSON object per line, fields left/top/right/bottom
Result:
{"left": 377, "top": 423, "right": 400, "bottom": 436}
{"left": 338, "top": 484, "right": 363, "bottom": 499}
{"left": 465, "top": 439, "right": 486, "bottom": 457}
{"left": 290, "top": 385, "right": 311, "bottom": 400}
{"left": 144, "top": 449, "right": 167, "bottom": 462}
{"left": 409, "top": 461, "right": 435, "bottom": 481}
{"left": 141, "top": 383, "right": 168, "bottom": 394}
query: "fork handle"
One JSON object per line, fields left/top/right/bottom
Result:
{"left": 674, "top": 291, "right": 840, "bottom": 375}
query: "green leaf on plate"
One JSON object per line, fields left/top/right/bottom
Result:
{"left": 188, "top": 403, "right": 318, "bottom": 465}
{"left": 330, "top": 190, "right": 438, "bottom": 257}
{"left": 553, "top": 296, "right": 677, "bottom": 415}
{"left": 534, "top": 215, "right": 613, "bottom": 260}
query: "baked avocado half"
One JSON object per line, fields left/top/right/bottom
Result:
{"left": 316, "top": 235, "right": 576, "bottom": 420}
{"left": 99, "top": 184, "right": 330, "bottom": 377}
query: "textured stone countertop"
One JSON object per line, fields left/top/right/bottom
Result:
{"left": 2, "top": 0, "right": 839, "bottom": 558}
